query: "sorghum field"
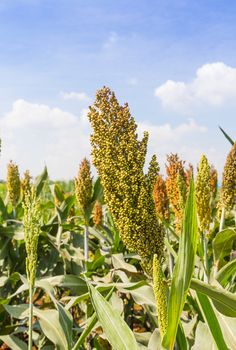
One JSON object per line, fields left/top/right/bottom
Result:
{"left": 0, "top": 87, "right": 235, "bottom": 350}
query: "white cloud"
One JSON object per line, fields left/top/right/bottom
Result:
{"left": 0, "top": 99, "right": 225, "bottom": 180}
{"left": 60, "top": 91, "right": 90, "bottom": 101}
{"left": 155, "top": 62, "right": 236, "bottom": 114}
{"left": 0, "top": 100, "right": 91, "bottom": 179}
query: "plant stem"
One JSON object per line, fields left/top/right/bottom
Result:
{"left": 203, "top": 235, "right": 209, "bottom": 282}
{"left": 166, "top": 230, "right": 174, "bottom": 277}
{"left": 219, "top": 206, "right": 225, "bottom": 231}
{"left": 28, "top": 283, "right": 33, "bottom": 350}
{"left": 84, "top": 226, "right": 89, "bottom": 271}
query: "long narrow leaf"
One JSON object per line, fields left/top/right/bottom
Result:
{"left": 191, "top": 278, "right": 236, "bottom": 317}
{"left": 88, "top": 282, "right": 138, "bottom": 350}
{"left": 163, "top": 180, "right": 198, "bottom": 350}
{"left": 219, "top": 126, "right": 234, "bottom": 145}
{"left": 196, "top": 292, "right": 228, "bottom": 350}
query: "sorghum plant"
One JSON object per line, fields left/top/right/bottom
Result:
{"left": 7, "top": 160, "right": 21, "bottom": 210}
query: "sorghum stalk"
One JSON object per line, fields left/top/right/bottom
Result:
{"left": 75, "top": 158, "right": 93, "bottom": 269}
{"left": 22, "top": 187, "right": 41, "bottom": 350}
{"left": 153, "top": 254, "right": 168, "bottom": 340}
{"left": 88, "top": 87, "right": 164, "bottom": 273}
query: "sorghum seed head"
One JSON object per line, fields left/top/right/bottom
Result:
{"left": 75, "top": 158, "right": 93, "bottom": 210}
{"left": 92, "top": 201, "right": 103, "bottom": 226}
{"left": 88, "top": 87, "right": 164, "bottom": 272}
{"left": 153, "top": 254, "right": 168, "bottom": 340}
{"left": 7, "top": 160, "right": 21, "bottom": 208}
{"left": 195, "top": 155, "right": 211, "bottom": 232}
{"left": 153, "top": 175, "right": 170, "bottom": 222}
{"left": 166, "top": 154, "right": 187, "bottom": 233}
{"left": 220, "top": 143, "right": 236, "bottom": 210}
{"left": 22, "top": 187, "right": 41, "bottom": 287}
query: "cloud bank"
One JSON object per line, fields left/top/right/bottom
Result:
{"left": 155, "top": 62, "right": 236, "bottom": 114}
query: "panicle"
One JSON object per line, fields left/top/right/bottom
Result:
{"left": 185, "top": 163, "right": 194, "bottom": 188}
{"left": 153, "top": 254, "right": 168, "bottom": 340}
{"left": 75, "top": 158, "right": 93, "bottom": 210}
{"left": 88, "top": 87, "right": 164, "bottom": 272}
{"left": 7, "top": 160, "right": 21, "bottom": 208}
{"left": 153, "top": 175, "right": 170, "bottom": 222}
{"left": 92, "top": 201, "right": 103, "bottom": 226}
{"left": 220, "top": 143, "right": 236, "bottom": 211}
{"left": 21, "top": 170, "right": 32, "bottom": 202}
{"left": 23, "top": 187, "right": 41, "bottom": 287}
{"left": 210, "top": 165, "right": 218, "bottom": 199}
{"left": 165, "top": 154, "right": 187, "bottom": 233}
{"left": 195, "top": 155, "right": 211, "bottom": 232}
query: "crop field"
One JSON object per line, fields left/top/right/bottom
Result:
{"left": 0, "top": 87, "right": 235, "bottom": 350}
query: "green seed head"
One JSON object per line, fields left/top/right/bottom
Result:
{"left": 195, "top": 155, "right": 211, "bottom": 232}
{"left": 88, "top": 87, "right": 164, "bottom": 272}
{"left": 7, "top": 160, "right": 21, "bottom": 208}
{"left": 23, "top": 187, "right": 41, "bottom": 287}
{"left": 153, "top": 254, "right": 168, "bottom": 340}
{"left": 75, "top": 158, "right": 93, "bottom": 210}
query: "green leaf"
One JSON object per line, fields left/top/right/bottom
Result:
{"left": 0, "top": 335, "right": 27, "bottom": 350}
{"left": 34, "top": 166, "right": 48, "bottom": 197}
{"left": 163, "top": 180, "right": 198, "bottom": 350}
{"left": 191, "top": 278, "right": 236, "bottom": 317}
{"left": 219, "top": 126, "right": 234, "bottom": 145}
{"left": 88, "top": 282, "right": 138, "bottom": 350}
{"left": 213, "top": 229, "right": 236, "bottom": 268}
{"left": 34, "top": 308, "right": 70, "bottom": 350}
{"left": 192, "top": 321, "right": 216, "bottom": 350}
{"left": 196, "top": 292, "right": 228, "bottom": 350}
{"left": 216, "top": 259, "right": 236, "bottom": 287}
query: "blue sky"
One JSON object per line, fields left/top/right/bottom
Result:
{"left": 0, "top": 0, "right": 235, "bottom": 179}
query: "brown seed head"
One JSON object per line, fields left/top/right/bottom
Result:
{"left": 153, "top": 175, "right": 170, "bottom": 222}
{"left": 165, "top": 154, "right": 187, "bottom": 233}
{"left": 93, "top": 201, "right": 103, "bottom": 226}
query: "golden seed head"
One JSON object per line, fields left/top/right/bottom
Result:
{"left": 88, "top": 87, "right": 164, "bottom": 269}
{"left": 165, "top": 154, "right": 187, "bottom": 233}
{"left": 153, "top": 254, "right": 168, "bottom": 340}
{"left": 21, "top": 170, "right": 32, "bottom": 201}
{"left": 75, "top": 158, "right": 93, "bottom": 210}
{"left": 92, "top": 201, "right": 103, "bottom": 226}
{"left": 210, "top": 165, "right": 218, "bottom": 199}
{"left": 153, "top": 175, "right": 170, "bottom": 222}
{"left": 220, "top": 143, "right": 236, "bottom": 210}
{"left": 7, "top": 160, "right": 21, "bottom": 207}
{"left": 195, "top": 155, "right": 211, "bottom": 232}
{"left": 22, "top": 187, "right": 41, "bottom": 287}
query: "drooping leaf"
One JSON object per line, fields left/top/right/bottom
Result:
{"left": 191, "top": 278, "right": 236, "bottom": 317}
{"left": 34, "top": 166, "right": 48, "bottom": 197}
{"left": 0, "top": 335, "right": 27, "bottom": 350}
{"left": 213, "top": 229, "right": 236, "bottom": 268}
{"left": 216, "top": 259, "right": 236, "bottom": 287}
